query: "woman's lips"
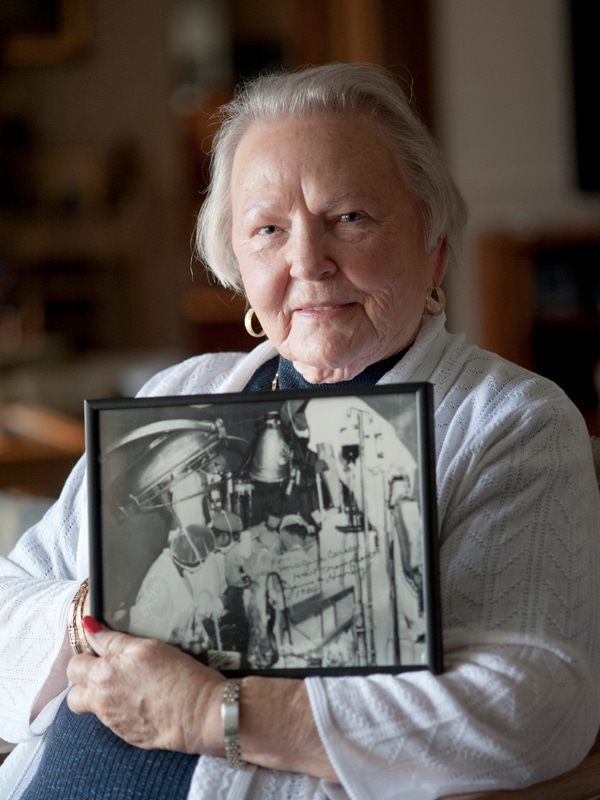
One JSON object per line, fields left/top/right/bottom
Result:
{"left": 294, "top": 302, "right": 355, "bottom": 318}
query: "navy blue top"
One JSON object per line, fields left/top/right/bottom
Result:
{"left": 243, "top": 351, "right": 406, "bottom": 392}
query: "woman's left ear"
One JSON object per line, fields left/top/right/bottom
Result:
{"left": 430, "top": 237, "right": 448, "bottom": 287}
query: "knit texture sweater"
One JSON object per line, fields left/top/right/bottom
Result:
{"left": 2, "top": 312, "right": 600, "bottom": 799}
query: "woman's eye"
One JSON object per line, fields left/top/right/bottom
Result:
{"left": 258, "top": 225, "right": 280, "bottom": 235}
{"left": 340, "top": 212, "right": 363, "bottom": 223}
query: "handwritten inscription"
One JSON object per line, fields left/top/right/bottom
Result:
{"left": 274, "top": 542, "right": 379, "bottom": 604}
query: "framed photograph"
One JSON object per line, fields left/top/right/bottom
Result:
{"left": 86, "top": 383, "right": 443, "bottom": 678}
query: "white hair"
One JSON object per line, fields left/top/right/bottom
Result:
{"left": 195, "top": 63, "right": 468, "bottom": 293}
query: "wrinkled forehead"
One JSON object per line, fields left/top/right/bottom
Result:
{"left": 230, "top": 115, "right": 406, "bottom": 213}
{"left": 232, "top": 111, "right": 399, "bottom": 168}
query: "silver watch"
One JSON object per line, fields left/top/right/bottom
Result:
{"left": 221, "top": 678, "right": 243, "bottom": 769}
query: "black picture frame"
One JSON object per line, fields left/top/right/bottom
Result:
{"left": 86, "top": 383, "right": 443, "bottom": 678}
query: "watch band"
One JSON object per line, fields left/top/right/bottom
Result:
{"left": 221, "top": 678, "right": 243, "bottom": 769}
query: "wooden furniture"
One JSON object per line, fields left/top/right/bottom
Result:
{"left": 0, "top": 403, "right": 85, "bottom": 497}
{"left": 0, "top": 213, "right": 138, "bottom": 352}
{"left": 479, "top": 223, "right": 600, "bottom": 433}
{"left": 181, "top": 286, "right": 253, "bottom": 354}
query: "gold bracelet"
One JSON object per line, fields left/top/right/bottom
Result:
{"left": 68, "top": 579, "right": 91, "bottom": 655}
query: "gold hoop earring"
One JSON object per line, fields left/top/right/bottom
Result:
{"left": 244, "top": 307, "right": 266, "bottom": 338}
{"left": 424, "top": 286, "right": 446, "bottom": 316}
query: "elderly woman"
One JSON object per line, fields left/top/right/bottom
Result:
{"left": 1, "top": 63, "right": 599, "bottom": 800}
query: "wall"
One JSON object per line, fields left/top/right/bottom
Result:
{"left": 430, "top": 0, "right": 600, "bottom": 344}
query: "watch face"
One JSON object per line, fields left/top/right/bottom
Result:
{"left": 222, "top": 679, "right": 241, "bottom": 738}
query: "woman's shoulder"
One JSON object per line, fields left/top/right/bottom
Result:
{"left": 387, "top": 316, "right": 570, "bottom": 411}
{"left": 136, "top": 352, "right": 250, "bottom": 398}
{"left": 452, "top": 336, "right": 573, "bottom": 411}
{"left": 417, "top": 324, "right": 570, "bottom": 409}
{"left": 432, "top": 331, "right": 590, "bottom": 458}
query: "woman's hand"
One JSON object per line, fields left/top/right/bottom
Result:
{"left": 67, "top": 618, "right": 338, "bottom": 781}
{"left": 66, "top": 619, "right": 225, "bottom": 755}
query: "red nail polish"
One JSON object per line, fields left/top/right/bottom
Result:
{"left": 83, "top": 616, "right": 103, "bottom": 634}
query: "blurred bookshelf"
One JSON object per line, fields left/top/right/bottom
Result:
{"left": 479, "top": 223, "right": 600, "bottom": 434}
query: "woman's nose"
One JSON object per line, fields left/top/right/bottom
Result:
{"left": 287, "top": 225, "right": 337, "bottom": 281}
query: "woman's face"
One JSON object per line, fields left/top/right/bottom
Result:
{"left": 231, "top": 115, "right": 446, "bottom": 383}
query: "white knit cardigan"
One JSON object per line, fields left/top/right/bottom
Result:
{"left": 2, "top": 313, "right": 600, "bottom": 800}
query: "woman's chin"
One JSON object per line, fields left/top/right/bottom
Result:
{"left": 288, "top": 350, "right": 374, "bottom": 384}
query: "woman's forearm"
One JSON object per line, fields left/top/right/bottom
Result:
{"left": 237, "top": 676, "right": 338, "bottom": 781}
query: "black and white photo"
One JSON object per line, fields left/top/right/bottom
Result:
{"left": 86, "top": 383, "right": 442, "bottom": 678}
